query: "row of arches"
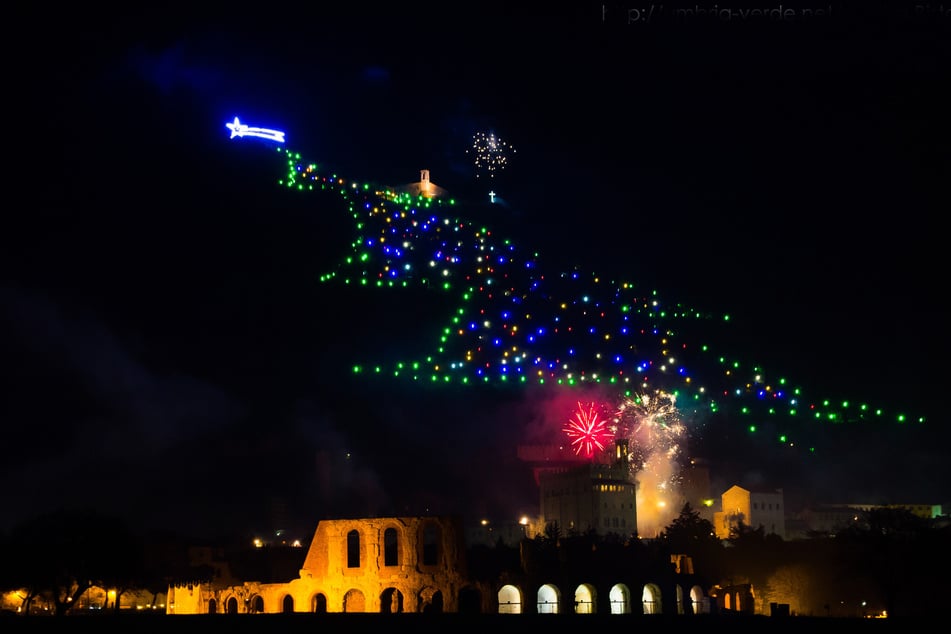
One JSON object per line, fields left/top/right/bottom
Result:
{"left": 206, "top": 582, "right": 709, "bottom": 615}
{"left": 497, "top": 582, "right": 708, "bottom": 615}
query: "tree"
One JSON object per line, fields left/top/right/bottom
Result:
{"left": 4, "top": 508, "right": 139, "bottom": 616}
{"left": 656, "top": 503, "right": 720, "bottom": 552}
{"left": 655, "top": 503, "right": 725, "bottom": 586}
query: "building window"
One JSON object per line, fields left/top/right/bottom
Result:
{"left": 384, "top": 527, "right": 399, "bottom": 566}
{"left": 347, "top": 529, "right": 360, "bottom": 568}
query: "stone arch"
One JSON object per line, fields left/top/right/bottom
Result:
{"left": 249, "top": 595, "right": 264, "bottom": 614}
{"left": 282, "top": 594, "right": 294, "bottom": 613}
{"left": 312, "top": 593, "right": 328, "bottom": 613}
{"left": 498, "top": 584, "right": 522, "bottom": 614}
{"left": 418, "top": 586, "right": 443, "bottom": 613}
{"left": 346, "top": 529, "right": 361, "bottom": 568}
{"left": 458, "top": 585, "right": 482, "bottom": 614}
{"left": 573, "top": 583, "right": 597, "bottom": 614}
{"left": 380, "top": 587, "right": 403, "bottom": 613}
{"left": 642, "top": 583, "right": 663, "bottom": 615}
{"left": 383, "top": 525, "right": 400, "bottom": 567}
{"left": 689, "top": 585, "right": 706, "bottom": 614}
{"left": 207, "top": 598, "right": 217, "bottom": 614}
{"left": 226, "top": 596, "right": 238, "bottom": 614}
{"left": 343, "top": 588, "right": 365, "bottom": 613}
{"left": 609, "top": 583, "right": 631, "bottom": 614}
{"left": 537, "top": 583, "right": 561, "bottom": 614}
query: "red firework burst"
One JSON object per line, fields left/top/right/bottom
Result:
{"left": 563, "top": 401, "right": 614, "bottom": 459}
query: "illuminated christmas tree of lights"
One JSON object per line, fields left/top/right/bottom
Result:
{"left": 241, "top": 135, "right": 926, "bottom": 464}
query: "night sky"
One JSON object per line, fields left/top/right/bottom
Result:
{"left": 4, "top": 3, "right": 949, "bottom": 540}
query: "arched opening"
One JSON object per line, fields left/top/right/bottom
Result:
{"left": 642, "top": 583, "right": 662, "bottom": 615}
{"left": 250, "top": 595, "right": 264, "bottom": 613}
{"left": 498, "top": 584, "right": 522, "bottom": 614}
{"left": 208, "top": 598, "right": 217, "bottom": 614}
{"left": 537, "top": 583, "right": 560, "bottom": 614}
{"left": 689, "top": 585, "right": 706, "bottom": 614}
{"left": 380, "top": 588, "right": 403, "bottom": 613}
{"left": 282, "top": 595, "right": 294, "bottom": 613}
{"left": 343, "top": 589, "right": 365, "bottom": 613}
{"left": 347, "top": 529, "right": 360, "bottom": 568}
{"left": 226, "top": 597, "right": 238, "bottom": 614}
{"left": 312, "top": 593, "right": 327, "bottom": 613}
{"left": 384, "top": 527, "right": 399, "bottom": 566}
{"left": 420, "top": 589, "right": 443, "bottom": 613}
{"left": 573, "top": 583, "right": 596, "bottom": 614}
{"left": 609, "top": 583, "right": 631, "bottom": 614}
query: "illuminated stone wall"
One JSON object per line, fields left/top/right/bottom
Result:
{"left": 168, "top": 515, "right": 475, "bottom": 615}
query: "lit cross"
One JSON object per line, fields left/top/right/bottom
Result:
{"left": 225, "top": 117, "right": 286, "bottom": 143}
{"left": 488, "top": 190, "right": 496, "bottom": 203}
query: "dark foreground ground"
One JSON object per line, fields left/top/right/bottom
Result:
{"left": 0, "top": 612, "right": 924, "bottom": 633}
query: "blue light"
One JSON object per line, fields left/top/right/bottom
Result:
{"left": 225, "top": 117, "right": 285, "bottom": 143}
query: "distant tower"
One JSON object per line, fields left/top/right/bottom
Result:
{"left": 398, "top": 169, "right": 445, "bottom": 199}
{"left": 420, "top": 170, "right": 432, "bottom": 197}
{"left": 537, "top": 437, "right": 637, "bottom": 537}
{"left": 615, "top": 438, "right": 629, "bottom": 465}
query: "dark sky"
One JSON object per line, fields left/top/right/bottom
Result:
{"left": 3, "top": 3, "right": 949, "bottom": 539}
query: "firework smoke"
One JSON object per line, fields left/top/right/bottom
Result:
{"left": 613, "top": 390, "right": 688, "bottom": 537}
